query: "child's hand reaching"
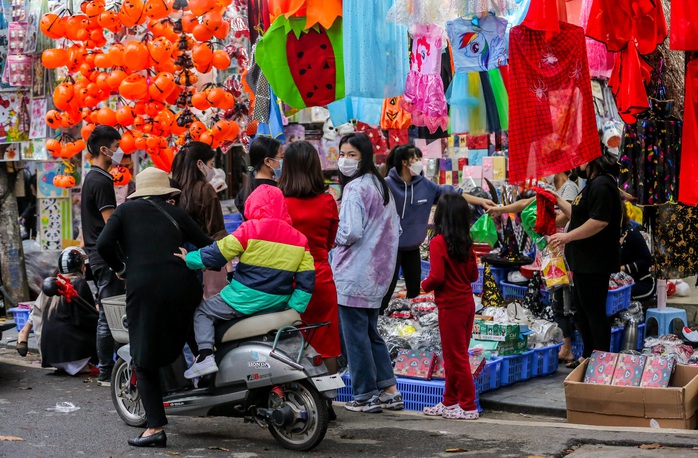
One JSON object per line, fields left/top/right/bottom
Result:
{"left": 174, "top": 247, "right": 188, "bottom": 261}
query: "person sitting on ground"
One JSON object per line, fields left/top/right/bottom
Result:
{"left": 178, "top": 185, "right": 316, "bottom": 379}
{"left": 40, "top": 247, "right": 99, "bottom": 375}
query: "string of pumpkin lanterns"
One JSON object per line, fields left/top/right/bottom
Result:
{"left": 40, "top": 0, "right": 244, "bottom": 187}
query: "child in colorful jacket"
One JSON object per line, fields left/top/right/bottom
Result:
{"left": 178, "top": 185, "right": 316, "bottom": 378}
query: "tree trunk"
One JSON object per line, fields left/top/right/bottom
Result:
{"left": 0, "top": 163, "right": 30, "bottom": 309}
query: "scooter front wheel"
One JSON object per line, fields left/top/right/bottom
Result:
{"left": 268, "top": 379, "right": 329, "bottom": 451}
{"left": 111, "top": 357, "right": 147, "bottom": 427}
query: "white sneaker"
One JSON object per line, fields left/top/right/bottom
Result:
{"left": 184, "top": 355, "right": 218, "bottom": 379}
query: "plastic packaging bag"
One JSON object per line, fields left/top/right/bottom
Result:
{"left": 470, "top": 213, "right": 498, "bottom": 248}
{"left": 521, "top": 201, "right": 547, "bottom": 250}
{"left": 540, "top": 246, "right": 570, "bottom": 288}
{"left": 46, "top": 402, "right": 80, "bottom": 413}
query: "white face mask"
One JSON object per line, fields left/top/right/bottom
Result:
{"left": 338, "top": 157, "right": 360, "bottom": 177}
{"left": 106, "top": 147, "right": 124, "bottom": 165}
{"left": 199, "top": 162, "right": 215, "bottom": 182}
{"left": 409, "top": 161, "right": 424, "bottom": 176}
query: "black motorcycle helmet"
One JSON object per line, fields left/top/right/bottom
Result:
{"left": 57, "top": 247, "right": 87, "bottom": 275}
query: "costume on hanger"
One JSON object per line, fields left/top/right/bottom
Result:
{"left": 585, "top": 0, "right": 667, "bottom": 124}
{"left": 647, "top": 203, "right": 698, "bottom": 279}
{"left": 679, "top": 59, "right": 698, "bottom": 206}
{"left": 381, "top": 96, "right": 412, "bottom": 148}
{"left": 402, "top": 24, "right": 449, "bottom": 134}
{"left": 327, "top": 0, "right": 409, "bottom": 126}
{"left": 670, "top": 0, "right": 698, "bottom": 51}
{"left": 619, "top": 100, "right": 682, "bottom": 206}
{"left": 446, "top": 15, "right": 509, "bottom": 134}
{"left": 268, "top": 0, "right": 342, "bottom": 30}
{"left": 578, "top": 0, "right": 614, "bottom": 79}
{"left": 508, "top": 22, "right": 600, "bottom": 183}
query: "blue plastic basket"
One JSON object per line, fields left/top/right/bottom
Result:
{"left": 531, "top": 343, "right": 562, "bottom": 377}
{"left": 571, "top": 323, "right": 646, "bottom": 359}
{"left": 500, "top": 281, "right": 550, "bottom": 305}
{"left": 337, "top": 373, "right": 482, "bottom": 413}
{"left": 420, "top": 260, "right": 431, "bottom": 282}
{"left": 474, "top": 356, "right": 501, "bottom": 393}
{"left": 499, "top": 350, "right": 534, "bottom": 386}
{"left": 489, "top": 266, "right": 516, "bottom": 289}
{"left": 8, "top": 307, "right": 31, "bottom": 332}
{"left": 472, "top": 266, "right": 484, "bottom": 294}
{"left": 606, "top": 284, "right": 632, "bottom": 316}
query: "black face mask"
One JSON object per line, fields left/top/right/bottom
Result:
{"left": 577, "top": 168, "right": 587, "bottom": 179}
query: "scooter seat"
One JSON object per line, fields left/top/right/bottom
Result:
{"left": 218, "top": 308, "right": 301, "bottom": 343}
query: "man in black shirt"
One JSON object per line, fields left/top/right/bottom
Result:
{"left": 82, "top": 125, "right": 125, "bottom": 385}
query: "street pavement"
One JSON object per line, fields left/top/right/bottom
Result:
{"left": 1, "top": 348, "right": 698, "bottom": 458}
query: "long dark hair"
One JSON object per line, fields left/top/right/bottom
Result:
{"left": 171, "top": 141, "right": 216, "bottom": 216}
{"left": 585, "top": 148, "right": 620, "bottom": 180}
{"left": 239, "top": 136, "right": 281, "bottom": 201}
{"left": 278, "top": 141, "right": 326, "bottom": 198}
{"left": 339, "top": 133, "right": 390, "bottom": 206}
{"left": 432, "top": 193, "right": 473, "bottom": 262}
{"left": 384, "top": 144, "right": 418, "bottom": 176}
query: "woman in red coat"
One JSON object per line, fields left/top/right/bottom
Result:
{"left": 278, "top": 141, "right": 340, "bottom": 374}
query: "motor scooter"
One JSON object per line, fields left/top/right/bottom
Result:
{"left": 101, "top": 295, "right": 343, "bottom": 451}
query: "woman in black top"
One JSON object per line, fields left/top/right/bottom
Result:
{"left": 234, "top": 136, "right": 283, "bottom": 218}
{"left": 620, "top": 204, "right": 655, "bottom": 301}
{"left": 97, "top": 167, "right": 212, "bottom": 448}
{"left": 549, "top": 154, "right": 621, "bottom": 362}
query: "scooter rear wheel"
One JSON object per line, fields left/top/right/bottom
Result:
{"left": 111, "top": 357, "right": 147, "bottom": 427}
{"left": 268, "top": 379, "right": 329, "bottom": 451}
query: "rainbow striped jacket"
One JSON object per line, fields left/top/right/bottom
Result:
{"left": 186, "top": 185, "right": 315, "bottom": 315}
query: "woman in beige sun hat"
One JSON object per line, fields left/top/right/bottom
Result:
{"left": 97, "top": 167, "right": 212, "bottom": 448}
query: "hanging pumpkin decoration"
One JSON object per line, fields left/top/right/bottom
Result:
{"left": 145, "top": 0, "right": 173, "bottom": 20}
{"left": 111, "top": 165, "right": 133, "bottom": 186}
{"left": 81, "top": 123, "right": 96, "bottom": 142}
{"left": 98, "top": 10, "right": 122, "bottom": 33}
{"left": 119, "top": 0, "right": 147, "bottom": 28}
{"left": 119, "top": 74, "right": 149, "bottom": 100}
{"left": 42, "top": 48, "right": 69, "bottom": 68}
{"left": 124, "top": 41, "right": 150, "bottom": 71}
{"left": 189, "top": 121, "right": 207, "bottom": 140}
{"left": 53, "top": 175, "right": 77, "bottom": 188}
{"left": 40, "top": 13, "right": 66, "bottom": 39}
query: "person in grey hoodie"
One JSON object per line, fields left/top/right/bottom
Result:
{"left": 331, "top": 133, "right": 404, "bottom": 413}
{"left": 381, "top": 145, "right": 495, "bottom": 312}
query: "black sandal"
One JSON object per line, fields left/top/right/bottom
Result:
{"left": 565, "top": 359, "right": 582, "bottom": 369}
{"left": 16, "top": 341, "right": 28, "bottom": 357}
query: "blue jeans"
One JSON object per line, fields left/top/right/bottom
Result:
{"left": 338, "top": 305, "right": 396, "bottom": 402}
{"left": 92, "top": 264, "right": 125, "bottom": 374}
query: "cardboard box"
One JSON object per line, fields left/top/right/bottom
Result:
{"left": 565, "top": 360, "right": 698, "bottom": 429}
{"left": 470, "top": 337, "right": 528, "bottom": 356}
{"left": 473, "top": 322, "right": 521, "bottom": 342}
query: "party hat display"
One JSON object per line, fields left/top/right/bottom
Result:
{"left": 522, "top": 271, "right": 554, "bottom": 321}
{"left": 481, "top": 265, "right": 505, "bottom": 307}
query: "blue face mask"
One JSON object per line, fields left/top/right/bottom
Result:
{"left": 272, "top": 159, "right": 283, "bottom": 179}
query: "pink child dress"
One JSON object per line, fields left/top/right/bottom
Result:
{"left": 401, "top": 24, "right": 449, "bottom": 134}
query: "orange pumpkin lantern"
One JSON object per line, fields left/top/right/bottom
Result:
{"left": 65, "top": 15, "right": 91, "bottom": 41}
{"left": 192, "top": 23, "right": 214, "bottom": 42}
{"left": 188, "top": 0, "right": 215, "bottom": 16}
{"left": 45, "top": 110, "right": 62, "bottom": 129}
{"left": 107, "top": 44, "right": 125, "bottom": 66}
{"left": 147, "top": 36, "right": 174, "bottom": 65}
{"left": 97, "top": 10, "right": 121, "bottom": 33}
{"left": 46, "top": 139, "right": 62, "bottom": 157}
{"left": 202, "top": 10, "right": 222, "bottom": 31}
{"left": 96, "top": 107, "right": 118, "bottom": 126}
{"left": 212, "top": 19, "right": 230, "bottom": 40}
{"left": 107, "top": 69, "right": 128, "bottom": 90}
{"left": 206, "top": 87, "right": 226, "bottom": 106}
{"left": 54, "top": 175, "right": 77, "bottom": 188}
{"left": 42, "top": 48, "right": 68, "bottom": 68}
{"left": 81, "top": 123, "right": 96, "bottom": 142}
{"left": 211, "top": 50, "right": 231, "bottom": 70}
{"left": 53, "top": 82, "right": 75, "bottom": 111}
{"left": 93, "top": 53, "right": 111, "bottom": 68}
{"left": 145, "top": 0, "right": 173, "bottom": 20}
{"left": 123, "top": 42, "right": 150, "bottom": 71}
{"left": 119, "top": 0, "right": 147, "bottom": 27}
{"left": 191, "top": 91, "right": 211, "bottom": 111}
{"left": 40, "top": 13, "right": 66, "bottom": 39}
{"left": 119, "top": 74, "right": 149, "bottom": 100}
{"left": 189, "top": 121, "right": 207, "bottom": 141}
{"left": 111, "top": 165, "right": 132, "bottom": 186}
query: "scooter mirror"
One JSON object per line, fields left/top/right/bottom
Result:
{"left": 42, "top": 277, "right": 60, "bottom": 297}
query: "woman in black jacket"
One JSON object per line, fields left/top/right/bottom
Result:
{"left": 97, "top": 167, "right": 211, "bottom": 448}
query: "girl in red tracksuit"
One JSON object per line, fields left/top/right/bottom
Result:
{"left": 421, "top": 193, "right": 479, "bottom": 420}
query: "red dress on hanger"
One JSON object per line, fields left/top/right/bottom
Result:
{"left": 585, "top": 0, "right": 667, "bottom": 123}
{"left": 508, "top": 22, "right": 600, "bottom": 183}
{"left": 679, "top": 59, "right": 698, "bottom": 206}
{"left": 670, "top": 0, "right": 698, "bottom": 51}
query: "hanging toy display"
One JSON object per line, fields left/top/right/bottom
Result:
{"left": 39, "top": 0, "right": 245, "bottom": 172}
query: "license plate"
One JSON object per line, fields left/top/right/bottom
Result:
{"left": 312, "top": 374, "right": 345, "bottom": 391}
